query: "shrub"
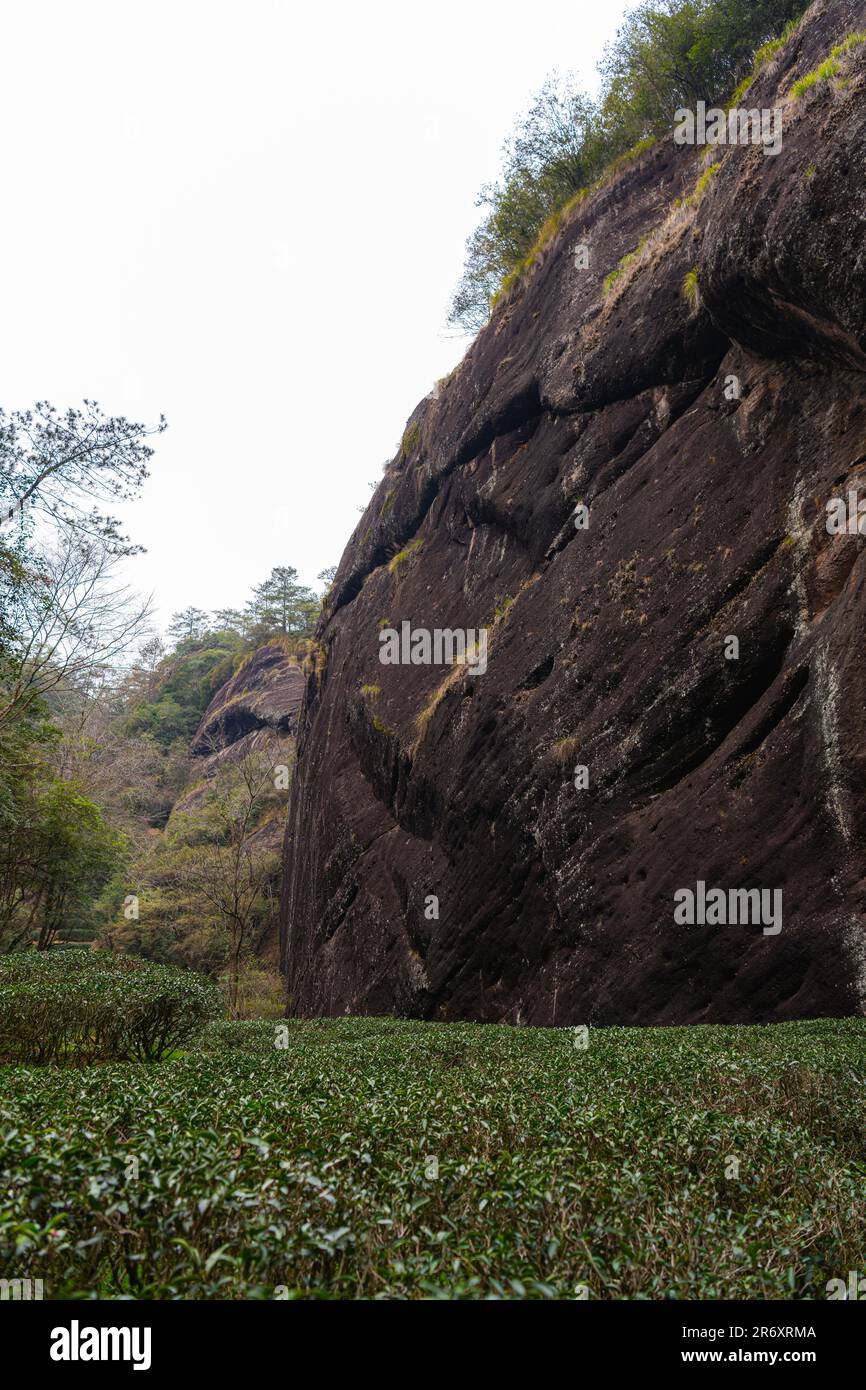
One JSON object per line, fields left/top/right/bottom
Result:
{"left": 193, "top": 1018, "right": 284, "bottom": 1052}
{"left": 729, "top": 15, "right": 803, "bottom": 106}
{"left": 833, "top": 31, "right": 866, "bottom": 57}
{"left": 400, "top": 421, "right": 421, "bottom": 459}
{"left": 603, "top": 235, "right": 652, "bottom": 297}
{"left": 0, "top": 951, "right": 221, "bottom": 1064}
{"left": 2, "top": 1017, "right": 863, "bottom": 1298}
{"left": 552, "top": 735, "right": 580, "bottom": 763}
{"left": 791, "top": 60, "right": 835, "bottom": 97}
{"left": 689, "top": 161, "right": 722, "bottom": 206}
{"left": 727, "top": 74, "right": 754, "bottom": 107}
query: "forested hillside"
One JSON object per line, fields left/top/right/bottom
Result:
{"left": 1, "top": 433, "right": 325, "bottom": 1009}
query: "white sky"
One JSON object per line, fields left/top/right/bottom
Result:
{"left": 0, "top": 0, "right": 629, "bottom": 634}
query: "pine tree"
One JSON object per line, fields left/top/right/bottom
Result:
{"left": 167, "top": 608, "right": 209, "bottom": 644}
{"left": 245, "top": 567, "right": 318, "bottom": 639}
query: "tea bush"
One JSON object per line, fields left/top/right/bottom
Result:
{"left": 1, "top": 1017, "right": 864, "bottom": 1298}
{"left": 0, "top": 951, "right": 221, "bottom": 1063}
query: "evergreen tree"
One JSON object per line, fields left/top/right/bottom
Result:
{"left": 245, "top": 567, "right": 318, "bottom": 640}
{"left": 167, "top": 608, "right": 210, "bottom": 644}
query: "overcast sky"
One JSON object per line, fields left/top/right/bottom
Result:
{"left": 0, "top": 0, "right": 630, "bottom": 635}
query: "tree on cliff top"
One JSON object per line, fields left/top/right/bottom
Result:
{"left": 245, "top": 566, "right": 319, "bottom": 642}
{"left": 450, "top": 77, "right": 602, "bottom": 333}
{"left": 167, "top": 608, "right": 210, "bottom": 644}
{"left": 449, "top": 0, "right": 810, "bottom": 331}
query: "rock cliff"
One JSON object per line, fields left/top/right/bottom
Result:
{"left": 281, "top": 0, "right": 866, "bottom": 1024}
{"left": 189, "top": 642, "right": 305, "bottom": 762}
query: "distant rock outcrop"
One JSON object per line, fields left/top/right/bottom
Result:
{"left": 190, "top": 642, "right": 305, "bottom": 760}
{"left": 177, "top": 643, "right": 304, "bottom": 962}
{"left": 281, "top": 0, "right": 866, "bottom": 1024}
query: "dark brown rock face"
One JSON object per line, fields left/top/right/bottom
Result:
{"left": 281, "top": 0, "right": 866, "bottom": 1025}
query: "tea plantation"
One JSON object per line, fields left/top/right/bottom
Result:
{"left": 2, "top": 1015, "right": 865, "bottom": 1299}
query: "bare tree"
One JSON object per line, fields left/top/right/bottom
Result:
{"left": 54, "top": 681, "right": 177, "bottom": 837}
{"left": 0, "top": 534, "right": 151, "bottom": 730}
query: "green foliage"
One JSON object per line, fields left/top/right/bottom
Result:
{"left": 0, "top": 951, "right": 220, "bottom": 1064}
{"left": 790, "top": 33, "right": 866, "bottom": 98}
{"left": 109, "top": 744, "right": 284, "bottom": 990}
{"left": 600, "top": 0, "right": 804, "bottom": 138}
{"left": 400, "top": 421, "right": 421, "bottom": 458}
{"left": 727, "top": 73, "right": 754, "bottom": 106}
{"left": 0, "top": 400, "right": 162, "bottom": 557}
{"left": 450, "top": 75, "right": 608, "bottom": 330}
{"left": 167, "top": 608, "right": 209, "bottom": 644}
{"left": 0, "top": 738, "right": 125, "bottom": 954}
{"left": 754, "top": 36, "right": 785, "bottom": 66}
{"left": 129, "top": 567, "right": 320, "bottom": 757}
{"left": 689, "top": 160, "right": 722, "bottom": 204}
{"left": 0, "top": 396, "right": 310, "bottom": 977}
{"left": 244, "top": 566, "right": 318, "bottom": 644}
{"left": 0, "top": 1017, "right": 863, "bottom": 1297}
{"left": 791, "top": 62, "right": 833, "bottom": 97}
{"left": 603, "top": 237, "right": 650, "bottom": 296}
{"left": 832, "top": 30, "right": 866, "bottom": 57}
{"left": 127, "top": 695, "right": 193, "bottom": 747}
{"left": 682, "top": 268, "right": 700, "bottom": 308}
{"left": 388, "top": 538, "right": 424, "bottom": 575}
{"left": 125, "top": 636, "right": 241, "bottom": 750}
{"left": 216, "top": 963, "right": 284, "bottom": 1020}
{"left": 450, "top": 0, "right": 810, "bottom": 329}
{"left": 752, "top": 15, "right": 801, "bottom": 69}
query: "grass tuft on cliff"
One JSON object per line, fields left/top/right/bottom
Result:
{"left": 790, "top": 31, "right": 866, "bottom": 98}
{"left": 682, "top": 268, "right": 700, "bottom": 310}
{"left": 388, "top": 538, "right": 424, "bottom": 575}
